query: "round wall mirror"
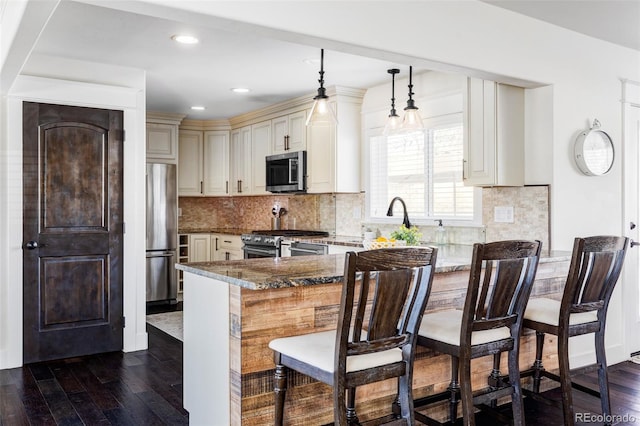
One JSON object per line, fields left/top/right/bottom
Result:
{"left": 574, "top": 119, "right": 614, "bottom": 176}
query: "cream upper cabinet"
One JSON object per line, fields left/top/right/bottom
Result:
{"left": 271, "top": 110, "right": 306, "bottom": 154}
{"left": 203, "top": 130, "right": 230, "bottom": 196}
{"left": 178, "top": 129, "right": 204, "bottom": 196}
{"left": 147, "top": 123, "right": 177, "bottom": 162}
{"left": 307, "top": 89, "right": 364, "bottom": 193}
{"left": 146, "top": 112, "right": 185, "bottom": 163}
{"left": 251, "top": 121, "right": 271, "bottom": 194}
{"left": 230, "top": 126, "right": 252, "bottom": 195}
{"left": 463, "top": 77, "right": 524, "bottom": 186}
{"left": 178, "top": 126, "right": 230, "bottom": 196}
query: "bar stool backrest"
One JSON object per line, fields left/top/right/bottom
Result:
{"left": 336, "top": 247, "right": 437, "bottom": 371}
{"left": 562, "top": 236, "right": 628, "bottom": 325}
{"left": 463, "top": 240, "right": 542, "bottom": 342}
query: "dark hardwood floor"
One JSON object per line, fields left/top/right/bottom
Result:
{"left": 2, "top": 324, "right": 639, "bottom": 425}
{"left": 0, "top": 326, "right": 186, "bottom": 426}
{"left": 472, "top": 360, "right": 640, "bottom": 425}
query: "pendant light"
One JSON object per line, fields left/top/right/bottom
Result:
{"left": 382, "top": 68, "right": 401, "bottom": 135}
{"left": 401, "top": 66, "right": 424, "bottom": 132}
{"left": 306, "top": 49, "right": 338, "bottom": 126}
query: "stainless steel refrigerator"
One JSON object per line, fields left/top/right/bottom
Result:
{"left": 146, "top": 163, "right": 178, "bottom": 304}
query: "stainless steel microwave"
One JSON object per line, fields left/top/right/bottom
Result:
{"left": 265, "top": 150, "right": 306, "bottom": 193}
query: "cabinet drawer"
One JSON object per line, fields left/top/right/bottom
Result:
{"left": 217, "top": 234, "right": 242, "bottom": 250}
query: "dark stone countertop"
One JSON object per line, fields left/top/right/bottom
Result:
{"left": 176, "top": 250, "right": 571, "bottom": 291}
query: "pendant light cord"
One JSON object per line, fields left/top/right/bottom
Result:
{"left": 313, "top": 48, "right": 327, "bottom": 100}
{"left": 318, "top": 49, "right": 325, "bottom": 91}
{"left": 405, "top": 66, "right": 417, "bottom": 110}
{"left": 389, "top": 69, "right": 398, "bottom": 116}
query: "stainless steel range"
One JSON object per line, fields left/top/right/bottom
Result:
{"left": 241, "top": 230, "right": 329, "bottom": 259}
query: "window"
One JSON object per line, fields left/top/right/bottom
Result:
{"left": 368, "top": 113, "right": 477, "bottom": 223}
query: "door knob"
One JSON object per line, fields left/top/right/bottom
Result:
{"left": 25, "top": 241, "right": 39, "bottom": 250}
{"left": 631, "top": 240, "right": 640, "bottom": 248}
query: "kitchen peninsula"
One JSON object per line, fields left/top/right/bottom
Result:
{"left": 176, "top": 249, "right": 571, "bottom": 425}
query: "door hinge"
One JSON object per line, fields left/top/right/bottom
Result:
{"left": 122, "top": 316, "right": 126, "bottom": 327}
{"left": 122, "top": 222, "right": 126, "bottom": 234}
{"left": 117, "top": 129, "right": 125, "bottom": 142}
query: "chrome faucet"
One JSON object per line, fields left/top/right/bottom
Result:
{"left": 386, "top": 197, "right": 411, "bottom": 229}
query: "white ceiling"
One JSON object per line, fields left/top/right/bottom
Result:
{"left": 28, "top": 1, "right": 639, "bottom": 121}
{"left": 484, "top": 0, "right": 640, "bottom": 52}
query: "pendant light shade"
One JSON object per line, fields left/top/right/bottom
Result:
{"left": 401, "top": 66, "right": 424, "bottom": 132}
{"left": 306, "top": 49, "right": 337, "bottom": 126}
{"left": 383, "top": 68, "right": 401, "bottom": 135}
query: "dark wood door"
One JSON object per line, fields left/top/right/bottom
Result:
{"left": 22, "top": 102, "right": 124, "bottom": 364}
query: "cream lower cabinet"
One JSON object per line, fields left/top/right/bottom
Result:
{"left": 189, "top": 233, "right": 242, "bottom": 262}
{"left": 463, "top": 77, "right": 524, "bottom": 186}
{"left": 212, "top": 234, "right": 243, "bottom": 261}
{"left": 188, "top": 234, "right": 212, "bottom": 262}
{"left": 179, "top": 128, "right": 230, "bottom": 196}
{"left": 307, "top": 89, "right": 364, "bottom": 193}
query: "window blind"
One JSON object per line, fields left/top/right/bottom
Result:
{"left": 369, "top": 116, "right": 474, "bottom": 221}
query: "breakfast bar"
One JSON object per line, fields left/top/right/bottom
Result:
{"left": 176, "top": 249, "right": 571, "bottom": 425}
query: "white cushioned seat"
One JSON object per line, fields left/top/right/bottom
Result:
{"left": 418, "top": 309, "right": 511, "bottom": 346}
{"left": 524, "top": 297, "right": 598, "bottom": 326}
{"left": 269, "top": 330, "right": 403, "bottom": 373}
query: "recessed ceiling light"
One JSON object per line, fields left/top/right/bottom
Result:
{"left": 171, "top": 34, "right": 199, "bottom": 44}
{"left": 191, "top": 106, "right": 206, "bottom": 111}
{"left": 231, "top": 88, "right": 250, "bottom": 93}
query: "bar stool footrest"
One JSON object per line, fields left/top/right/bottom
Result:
{"left": 473, "top": 386, "right": 514, "bottom": 406}
{"left": 359, "top": 415, "right": 409, "bottom": 426}
{"left": 414, "top": 411, "right": 460, "bottom": 426}
{"left": 414, "top": 390, "right": 453, "bottom": 410}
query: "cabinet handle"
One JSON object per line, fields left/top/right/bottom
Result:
{"left": 215, "top": 237, "right": 219, "bottom": 251}
{"left": 200, "top": 181, "right": 203, "bottom": 194}
{"left": 226, "top": 180, "right": 229, "bottom": 194}
{"left": 238, "top": 180, "right": 242, "bottom": 193}
{"left": 285, "top": 135, "right": 290, "bottom": 150}
{"left": 462, "top": 159, "right": 467, "bottom": 180}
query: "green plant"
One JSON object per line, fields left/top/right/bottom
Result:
{"left": 390, "top": 225, "right": 422, "bottom": 245}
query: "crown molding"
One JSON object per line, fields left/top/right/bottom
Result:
{"left": 179, "top": 118, "right": 231, "bottom": 131}
{"left": 146, "top": 111, "right": 186, "bottom": 125}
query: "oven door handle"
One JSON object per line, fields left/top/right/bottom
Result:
{"left": 243, "top": 247, "right": 278, "bottom": 256}
{"left": 290, "top": 247, "right": 325, "bottom": 255}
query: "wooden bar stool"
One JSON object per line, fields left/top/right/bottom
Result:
{"left": 521, "top": 236, "right": 628, "bottom": 426}
{"left": 269, "top": 247, "right": 437, "bottom": 425}
{"left": 414, "top": 240, "right": 542, "bottom": 426}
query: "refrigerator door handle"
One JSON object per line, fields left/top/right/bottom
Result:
{"left": 146, "top": 251, "right": 175, "bottom": 258}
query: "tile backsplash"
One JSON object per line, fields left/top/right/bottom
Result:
{"left": 179, "top": 185, "right": 549, "bottom": 248}
{"left": 178, "top": 194, "right": 336, "bottom": 232}
{"left": 482, "top": 185, "right": 550, "bottom": 249}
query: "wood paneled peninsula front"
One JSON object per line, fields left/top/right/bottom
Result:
{"left": 176, "top": 248, "right": 571, "bottom": 425}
